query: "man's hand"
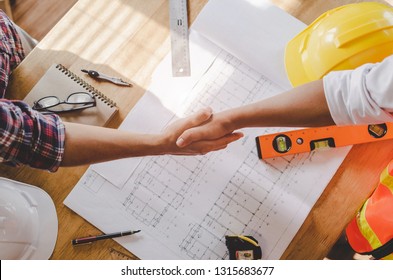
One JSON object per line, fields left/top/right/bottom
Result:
{"left": 175, "top": 109, "right": 241, "bottom": 149}
{"left": 61, "top": 108, "right": 243, "bottom": 167}
{"left": 161, "top": 108, "right": 243, "bottom": 155}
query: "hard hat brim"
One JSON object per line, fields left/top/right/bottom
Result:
{"left": 284, "top": 32, "right": 312, "bottom": 87}
{"left": 0, "top": 177, "right": 58, "bottom": 260}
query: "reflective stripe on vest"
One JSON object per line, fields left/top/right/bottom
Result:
{"left": 346, "top": 160, "right": 393, "bottom": 259}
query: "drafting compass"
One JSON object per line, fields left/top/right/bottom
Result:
{"left": 81, "top": 69, "right": 132, "bottom": 87}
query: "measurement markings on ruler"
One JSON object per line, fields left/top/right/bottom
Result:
{"left": 169, "top": 0, "right": 191, "bottom": 77}
{"left": 109, "top": 247, "right": 134, "bottom": 260}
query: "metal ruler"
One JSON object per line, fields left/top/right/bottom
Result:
{"left": 256, "top": 123, "right": 393, "bottom": 159}
{"left": 169, "top": 0, "right": 191, "bottom": 77}
{"left": 109, "top": 247, "right": 134, "bottom": 260}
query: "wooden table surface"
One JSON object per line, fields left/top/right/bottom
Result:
{"left": 3, "top": 0, "right": 393, "bottom": 260}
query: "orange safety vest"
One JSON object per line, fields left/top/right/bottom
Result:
{"left": 346, "top": 160, "right": 393, "bottom": 260}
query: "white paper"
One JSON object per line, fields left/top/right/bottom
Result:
{"left": 192, "top": 0, "right": 305, "bottom": 88}
{"left": 91, "top": 31, "right": 222, "bottom": 187}
{"left": 64, "top": 0, "right": 351, "bottom": 260}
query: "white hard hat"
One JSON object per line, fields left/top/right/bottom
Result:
{"left": 0, "top": 177, "right": 58, "bottom": 260}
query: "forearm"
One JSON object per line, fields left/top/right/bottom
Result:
{"left": 61, "top": 108, "right": 242, "bottom": 167}
{"left": 61, "top": 122, "right": 163, "bottom": 167}
{"left": 176, "top": 80, "right": 335, "bottom": 148}
{"left": 226, "top": 79, "right": 335, "bottom": 130}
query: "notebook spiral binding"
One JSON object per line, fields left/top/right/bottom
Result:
{"left": 56, "top": 64, "right": 117, "bottom": 107}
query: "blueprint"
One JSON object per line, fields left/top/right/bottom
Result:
{"left": 64, "top": 0, "right": 351, "bottom": 259}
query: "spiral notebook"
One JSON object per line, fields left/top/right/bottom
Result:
{"left": 24, "top": 64, "right": 118, "bottom": 127}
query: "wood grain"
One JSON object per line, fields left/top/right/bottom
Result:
{"left": 12, "top": 0, "right": 78, "bottom": 40}
{"left": 3, "top": 0, "right": 393, "bottom": 259}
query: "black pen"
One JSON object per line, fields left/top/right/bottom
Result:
{"left": 72, "top": 230, "right": 141, "bottom": 246}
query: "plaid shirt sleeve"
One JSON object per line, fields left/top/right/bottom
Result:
{"left": 0, "top": 99, "right": 65, "bottom": 171}
{"left": 0, "top": 11, "right": 66, "bottom": 171}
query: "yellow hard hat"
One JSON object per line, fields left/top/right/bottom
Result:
{"left": 285, "top": 2, "right": 393, "bottom": 87}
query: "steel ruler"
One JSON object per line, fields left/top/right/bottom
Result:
{"left": 169, "top": 0, "right": 191, "bottom": 77}
{"left": 256, "top": 123, "right": 393, "bottom": 159}
{"left": 109, "top": 247, "right": 134, "bottom": 260}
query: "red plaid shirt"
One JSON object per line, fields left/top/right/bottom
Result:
{"left": 0, "top": 11, "right": 65, "bottom": 171}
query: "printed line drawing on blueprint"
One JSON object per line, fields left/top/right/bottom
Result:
{"left": 179, "top": 51, "right": 284, "bottom": 115}
{"left": 66, "top": 50, "right": 348, "bottom": 260}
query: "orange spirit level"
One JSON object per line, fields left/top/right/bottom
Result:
{"left": 256, "top": 123, "right": 393, "bottom": 159}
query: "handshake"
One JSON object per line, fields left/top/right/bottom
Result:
{"left": 161, "top": 107, "right": 244, "bottom": 156}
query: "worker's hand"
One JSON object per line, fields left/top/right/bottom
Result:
{"left": 160, "top": 108, "right": 243, "bottom": 155}
{"left": 174, "top": 109, "right": 242, "bottom": 150}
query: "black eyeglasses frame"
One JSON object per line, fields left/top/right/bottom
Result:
{"left": 32, "top": 91, "right": 96, "bottom": 113}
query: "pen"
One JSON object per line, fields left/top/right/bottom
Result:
{"left": 72, "top": 230, "right": 141, "bottom": 246}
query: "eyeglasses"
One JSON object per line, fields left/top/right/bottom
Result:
{"left": 32, "top": 92, "right": 96, "bottom": 113}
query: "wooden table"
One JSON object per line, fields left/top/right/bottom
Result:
{"left": 3, "top": 0, "right": 393, "bottom": 260}
{"left": 0, "top": 0, "right": 13, "bottom": 20}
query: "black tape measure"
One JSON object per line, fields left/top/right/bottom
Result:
{"left": 225, "top": 235, "right": 262, "bottom": 260}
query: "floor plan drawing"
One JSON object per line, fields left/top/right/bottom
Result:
{"left": 65, "top": 48, "right": 349, "bottom": 259}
